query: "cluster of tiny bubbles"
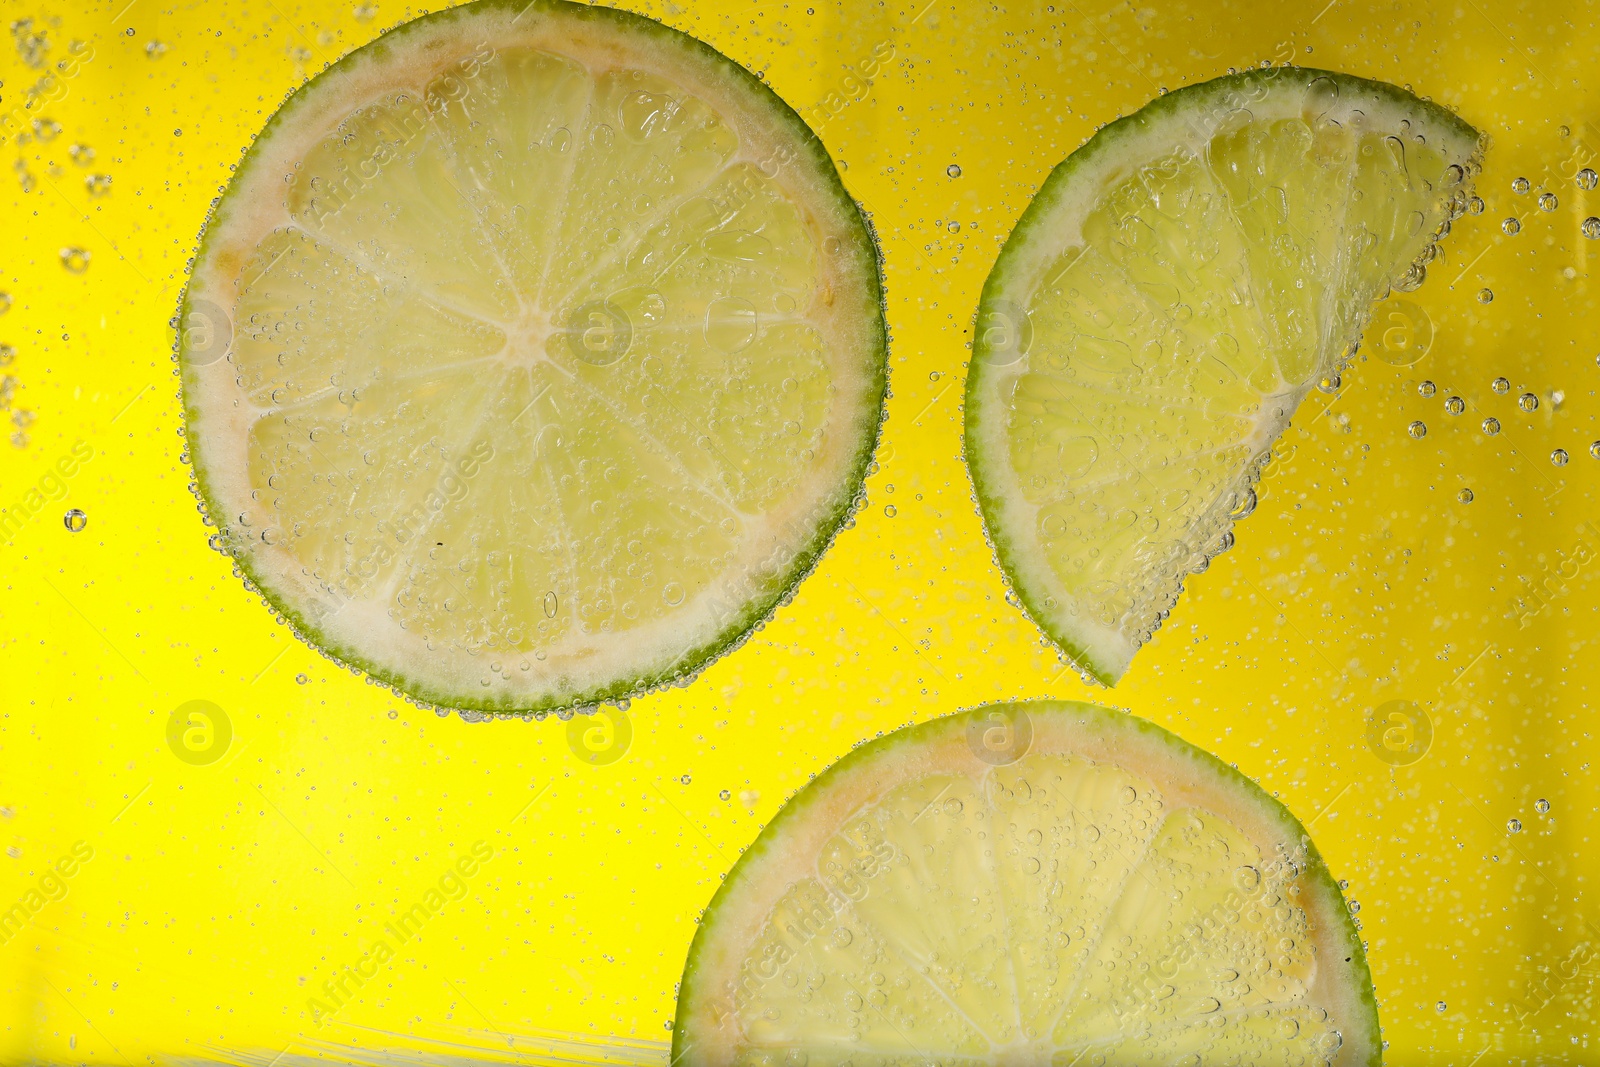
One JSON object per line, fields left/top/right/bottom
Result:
{"left": 1580, "top": 169, "right": 1599, "bottom": 191}
{"left": 1584, "top": 218, "right": 1600, "bottom": 240}
{"left": 1477, "top": 288, "right": 1494, "bottom": 304}
{"left": 1491, "top": 376, "right": 1511, "bottom": 394}
{"left": 63, "top": 509, "right": 87, "bottom": 533}
{"left": 144, "top": 39, "right": 168, "bottom": 58}
{"left": 1482, "top": 417, "right": 1502, "bottom": 436}
{"left": 1407, "top": 420, "right": 1427, "bottom": 439}
{"left": 59, "top": 247, "right": 91, "bottom": 273}
{"left": 1468, "top": 195, "right": 1485, "bottom": 215}
{"left": 946, "top": 163, "right": 961, "bottom": 178}
{"left": 1417, "top": 380, "right": 1436, "bottom": 398}
{"left": 1445, "top": 395, "right": 1465, "bottom": 415}
{"left": 1536, "top": 798, "right": 1551, "bottom": 814}
{"left": 1508, "top": 817, "right": 1523, "bottom": 834}
{"left": 1458, "top": 488, "right": 1474, "bottom": 504}
{"left": 1552, "top": 448, "right": 1569, "bottom": 467}
{"left": 1501, "top": 218, "right": 1521, "bottom": 236}
{"left": 1518, "top": 392, "right": 1539, "bottom": 412}
{"left": 1513, "top": 177, "right": 1531, "bottom": 194}
{"left": 1539, "top": 192, "right": 1559, "bottom": 212}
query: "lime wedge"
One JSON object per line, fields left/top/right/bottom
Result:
{"left": 964, "top": 69, "right": 1481, "bottom": 684}
{"left": 180, "top": 0, "right": 886, "bottom": 714}
{"left": 675, "top": 702, "right": 1377, "bottom": 1064}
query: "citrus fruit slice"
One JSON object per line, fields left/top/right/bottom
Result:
{"left": 964, "top": 69, "right": 1481, "bottom": 684}
{"left": 179, "top": 0, "right": 886, "bottom": 713}
{"left": 675, "top": 701, "right": 1376, "bottom": 1064}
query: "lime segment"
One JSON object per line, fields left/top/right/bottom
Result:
{"left": 965, "top": 69, "right": 1481, "bottom": 684}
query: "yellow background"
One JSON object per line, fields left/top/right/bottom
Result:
{"left": 2, "top": 0, "right": 1598, "bottom": 1062}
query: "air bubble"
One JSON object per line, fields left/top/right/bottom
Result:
{"left": 1584, "top": 217, "right": 1600, "bottom": 240}
{"left": 1445, "top": 396, "right": 1465, "bottom": 415}
{"left": 1539, "top": 192, "right": 1558, "bottom": 211}
{"left": 1482, "top": 417, "right": 1501, "bottom": 435}
{"left": 63, "top": 509, "right": 87, "bottom": 533}
{"left": 947, "top": 221, "right": 961, "bottom": 234}
{"left": 680, "top": 774, "right": 691, "bottom": 785}
{"left": 0, "top": 293, "right": 9, "bottom": 314}
{"left": 1507, "top": 818, "right": 1522, "bottom": 834}
{"left": 144, "top": 39, "right": 168, "bottom": 58}
{"left": 1468, "top": 196, "right": 1485, "bottom": 215}
{"left": 883, "top": 504, "right": 897, "bottom": 517}
{"left": 1591, "top": 441, "right": 1600, "bottom": 459}
{"left": 1518, "top": 392, "right": 1538, "bottom": 412}
{"left": 1317, "top": 375, "right": 1340, "bottom": 394}
{"left": 1501, "top": 218, "right": 1521, "bottom": 236}
{"left": 1491, "top": 376, "right": 1510, "bottom": 394}
{"left": 1417, "top": 380, "right": 1436, "bottom": 398}
{"left": 1457, "top": 488, "right": 1474, "bottom": 504}
{"left": 1512, "top": 177, "right": 1530, "bottom": 194}
{"left": 946, "top": 164, "right": 961, "bottom": 178}
{"left": 59, "top": 247, "right": 91, "bottom": 273}
{"left": 1436, "top": 1001, "right": 1448, "bottom": 1014}
{"left": 68, "top": 143, "right": 94, "bottom": 165}
{"left": 719, "top": 789, "right": 731, "bottom": 801}
{"left": 1579, "top": 168, "right": 1599, "bottom": 191}
{"left": 296, "top": 673, "right": 309, "bottom": 684}
{"left": 1407, "top": 420, "right": 1427, "bottom": 439}
{"left": 86, "top": 174, "right": 112, "bottom": 196}
{"left": 1551, "top": 448, "right": 1569, "bottom": 466}
{"left": 1535, "top": 798, "right": 1551, "bottom": 814}
{"left": 1477, "top": 288, "right": 1493, "bottom": 304}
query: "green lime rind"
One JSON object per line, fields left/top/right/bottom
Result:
{"left": 178, "top": 0, "right": 888, "bottom": 717}
{"left": 674, "top": 700, "right": 1381, "bottom": 1064}
{"left": 964, "top": 67, "right": 1481, "bottom": 688}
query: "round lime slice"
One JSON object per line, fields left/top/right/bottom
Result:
{"left": 965, "top": 69, "right": 1481, "bottom": 684}
{"left": 675, "top": 701, "right": 1378, "bottom": 1064}
{"left": 179, "top": 0, "right": 887, "bottom": 714}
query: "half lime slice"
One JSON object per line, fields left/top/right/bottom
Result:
{"left": 179, "top": 0, "right": 887, "bottom": 714}
{"left": 964, "top": 69, "right": 1481, "bottom": 684}
{"left": 675, "top": 701, "right": 1377, "bottom": 1064}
